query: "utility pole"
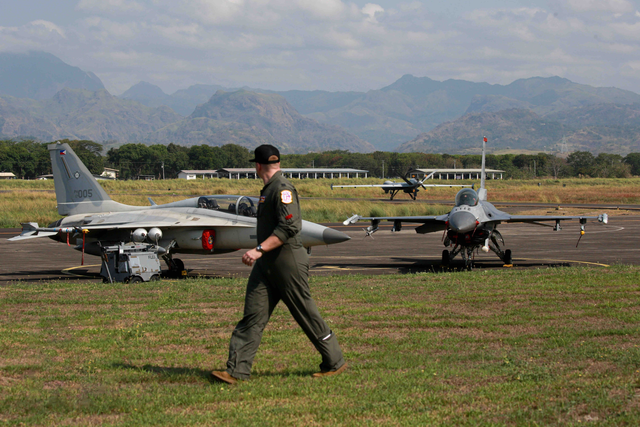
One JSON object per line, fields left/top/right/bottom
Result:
{"left": 382, "top": 160, "right": 385, "bottom": 179}
{"left": 162, "top": 161, "right": 165, "bottom": 180}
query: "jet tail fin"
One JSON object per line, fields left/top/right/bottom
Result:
{"left": 479, "top": 136, "right": 487, "bottom": 201}
{"left": 48, "top": 142, "right": 132, "bottom": 216}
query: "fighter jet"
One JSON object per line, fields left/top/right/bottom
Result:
{"left": 343, "top": 137, "right": 608, "bottom": 270}
{"left": 331, "top": 171, "right": 471, "bottom": 200}
{"left": 9, "top": 142, "right": 350, "bottom": 274}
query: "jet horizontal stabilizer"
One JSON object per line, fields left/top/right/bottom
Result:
{"left": 8, "top": 222, "right": 64, "bottom": 241}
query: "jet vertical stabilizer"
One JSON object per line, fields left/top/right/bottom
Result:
{"left": 48, "top": 142, "right": 134, "bottom": 216}
{"left": 478, "top": 136, "right": 488, "bottom": 201}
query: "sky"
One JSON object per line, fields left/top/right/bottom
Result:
{"left": 1, "top": 0, "right": 640, "bottom": 96}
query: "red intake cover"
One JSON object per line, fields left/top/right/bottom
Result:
{"left": 202, "top": 229, "right": 216, "bottom": 250}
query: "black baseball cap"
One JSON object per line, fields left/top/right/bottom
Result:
{"left": 250, "top": 144, "right": 280, "bottom": 164}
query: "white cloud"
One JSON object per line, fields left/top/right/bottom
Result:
{"left": 362, "top": 3, "right": 384, "bottom": 24}
{"left": 3, "top": 0, "right": 640, "bottom": 95}
{"left": 293, "top": 0, "right": 346, "bottom": 20}
{"left": 76, "top": 0, "right": 145, "bottom": 14}
{"left": 565, "top": 0, "right": 634, "bottom": 14}
{"left": 28, "top": 20, "right": 67, "bottom": 38}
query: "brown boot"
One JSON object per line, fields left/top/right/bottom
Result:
{"left": 312, "top": 363, "right": 347, "bottom": 378}
{"left": 211, "top": 370, "right": 238, "bottom": 385}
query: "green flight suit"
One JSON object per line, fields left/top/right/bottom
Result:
{"left": 225, "top": 170, "right": 345, "bottom": 380}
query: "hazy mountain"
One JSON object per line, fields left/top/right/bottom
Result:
{"left": 166, "top": 84, "right": 228, "bottom": 115}
{"left": 118, "top": 74, "right": 640, "bottom": 152}
{"left": 0, "top": 51, "right": 105, "bottom": 100}
{"left": 397, "top": 106, "right": 640, "bottom": 154}
{"left": 0, "top": 95, "right": 61, "bottom": 140}
{"left": 120, "top": 82, "right": 229, "bottom": 115}
{"left": 120, "top": 81, "right": 169, "bottom": 105}
{"left": 150, "top": 90, "right": 375, "bottom": 153}
{"left": 545, "top": 103, "right": 640, "bottom": 128}
{"left": 300, "top": 75, "right": 640, "bottom": 151}
{"left": 3, "top": 52, "right": 640, "bottom": 154}
{"left": 0, "top": 88, "right": 183, "bottom": 142}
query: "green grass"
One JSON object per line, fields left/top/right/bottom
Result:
{"left": 1, "top": 266, "right": 640, "bottom": 425}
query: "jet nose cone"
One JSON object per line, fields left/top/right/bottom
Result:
{"left": 448, "top": 211, "right": 477, "bottom": 233}
{"left": 322, "top": 227, "right": 351, "bottom": 245}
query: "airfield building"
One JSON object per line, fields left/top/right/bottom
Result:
{"left": 409, "top": 168, "right": 504, "bottom": 180}
{"left": 215, "top": 168, "right": 369, "bottom": 180}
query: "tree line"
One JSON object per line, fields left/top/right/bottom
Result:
{"left": 1, "top": 139, "right": 639, "bottom": 180}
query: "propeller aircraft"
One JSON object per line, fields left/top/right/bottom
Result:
{"left": 343, "top": 137, "right": 609, "bottom": 270}
{"left": 331, "top": 171, "right": 471, "bottom": 200}
{"left": 9, "top": 142, "right": 350, "bottom": 275}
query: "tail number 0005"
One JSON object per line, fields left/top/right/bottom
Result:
{"left": 74, "top": 189, "right": 93, "bottom": 199}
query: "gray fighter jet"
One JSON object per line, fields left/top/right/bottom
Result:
{"left": 331, "top": 172, "right": 471, "bottom": 200}
{"left": 9, "top": 142, "right": 350, "bottom": 274}
{"left": 343, "top": 137, "right": 608, "bottom": 270}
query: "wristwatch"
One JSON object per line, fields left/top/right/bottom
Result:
{"left": 256, "top": 244, "right": 265, "bottom": 253}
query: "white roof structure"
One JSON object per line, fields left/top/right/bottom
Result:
{"left": 217, "top": 168, "right": 369, "bottom": 179}
{"left": 410, "top": 168, "right": 505, "bottom": 180}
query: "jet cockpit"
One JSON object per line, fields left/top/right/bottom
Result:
{"left": 197, "top": 196, "right": 258, "bottom": 217}
{"left": 455, "top": 188, "right": 479, "bottom": 207}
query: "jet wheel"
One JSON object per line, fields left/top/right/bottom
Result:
{"left": 173, "top": 258, "right": 185, "bottom": 272}
{"left": 503, "top": 249, "right": 512, "bottom": 265}
{"left": 442, "top": 250, "right": 450, "bottom": 266}
{"left": 465, "top": 259, "right": 473, "bottom": 271}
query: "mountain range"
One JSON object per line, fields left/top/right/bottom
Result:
{"left": 1, "top": 51, "right": 640, "bottom": 154}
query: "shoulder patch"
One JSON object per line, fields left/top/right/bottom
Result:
{"left": 281, "top": 190, "right": 293, "bottom": 204}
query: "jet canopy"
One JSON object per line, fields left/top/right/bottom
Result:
{"left": 455, "top": 188, "right": 479, "bottom": 207}
{"left": 197, "top": 195, "right": 258, "bottom": 217}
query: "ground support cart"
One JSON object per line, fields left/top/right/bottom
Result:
{"left": 100, "top": 242, "right": 162, "bottom": 283}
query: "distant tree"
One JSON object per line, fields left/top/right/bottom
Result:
{"left": 219, "top": 144, "right": 251, "bottom": 168}
{"left": 623, "top": 153, "right": 640, "bottom": 176}
{"left": 0, "top": 140, "right": 49, "bottom": 178}
{"left": 164, "top": 144, "right": 190, "bottom": 178}
{"left": 592, "top": 153, "right": 630, "bottom": 178}
{"left": 545, "top": 155, "right": 571, "bottom": 179}
{"left": 188, "top": 145, "right": 225, "bottom": 170}
{"left": 107, "top": 143, "right": 153, "bottom": 179}
{"left": 566, "top": 151, "right": 595, "bottom": 176}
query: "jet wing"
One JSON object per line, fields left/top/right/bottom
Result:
{"left": 332, "top": 183, "right": 407, "bottom": 189}
{"left": 343, "top": 214, "right": 448, "bottom": 235}
{"left": 504, "top": 213, "right": 608, "bottom": 225}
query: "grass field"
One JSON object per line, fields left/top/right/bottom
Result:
{"left": 0, "top": 177, "right": 638, "bottom": 228}
{"left": 1, "top": 266, "right": 639, "bottom": 426}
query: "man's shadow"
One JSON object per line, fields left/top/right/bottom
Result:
{"left": 113, "top": 363, "right": 315, "bottom": 382}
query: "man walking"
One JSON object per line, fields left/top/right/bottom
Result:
{"left": 211, "top": 145, "right": 346, "bottom": 384}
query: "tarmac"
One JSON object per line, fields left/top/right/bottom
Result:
{"left": 1, "top": 212, "right": 637, "bottom": 285}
